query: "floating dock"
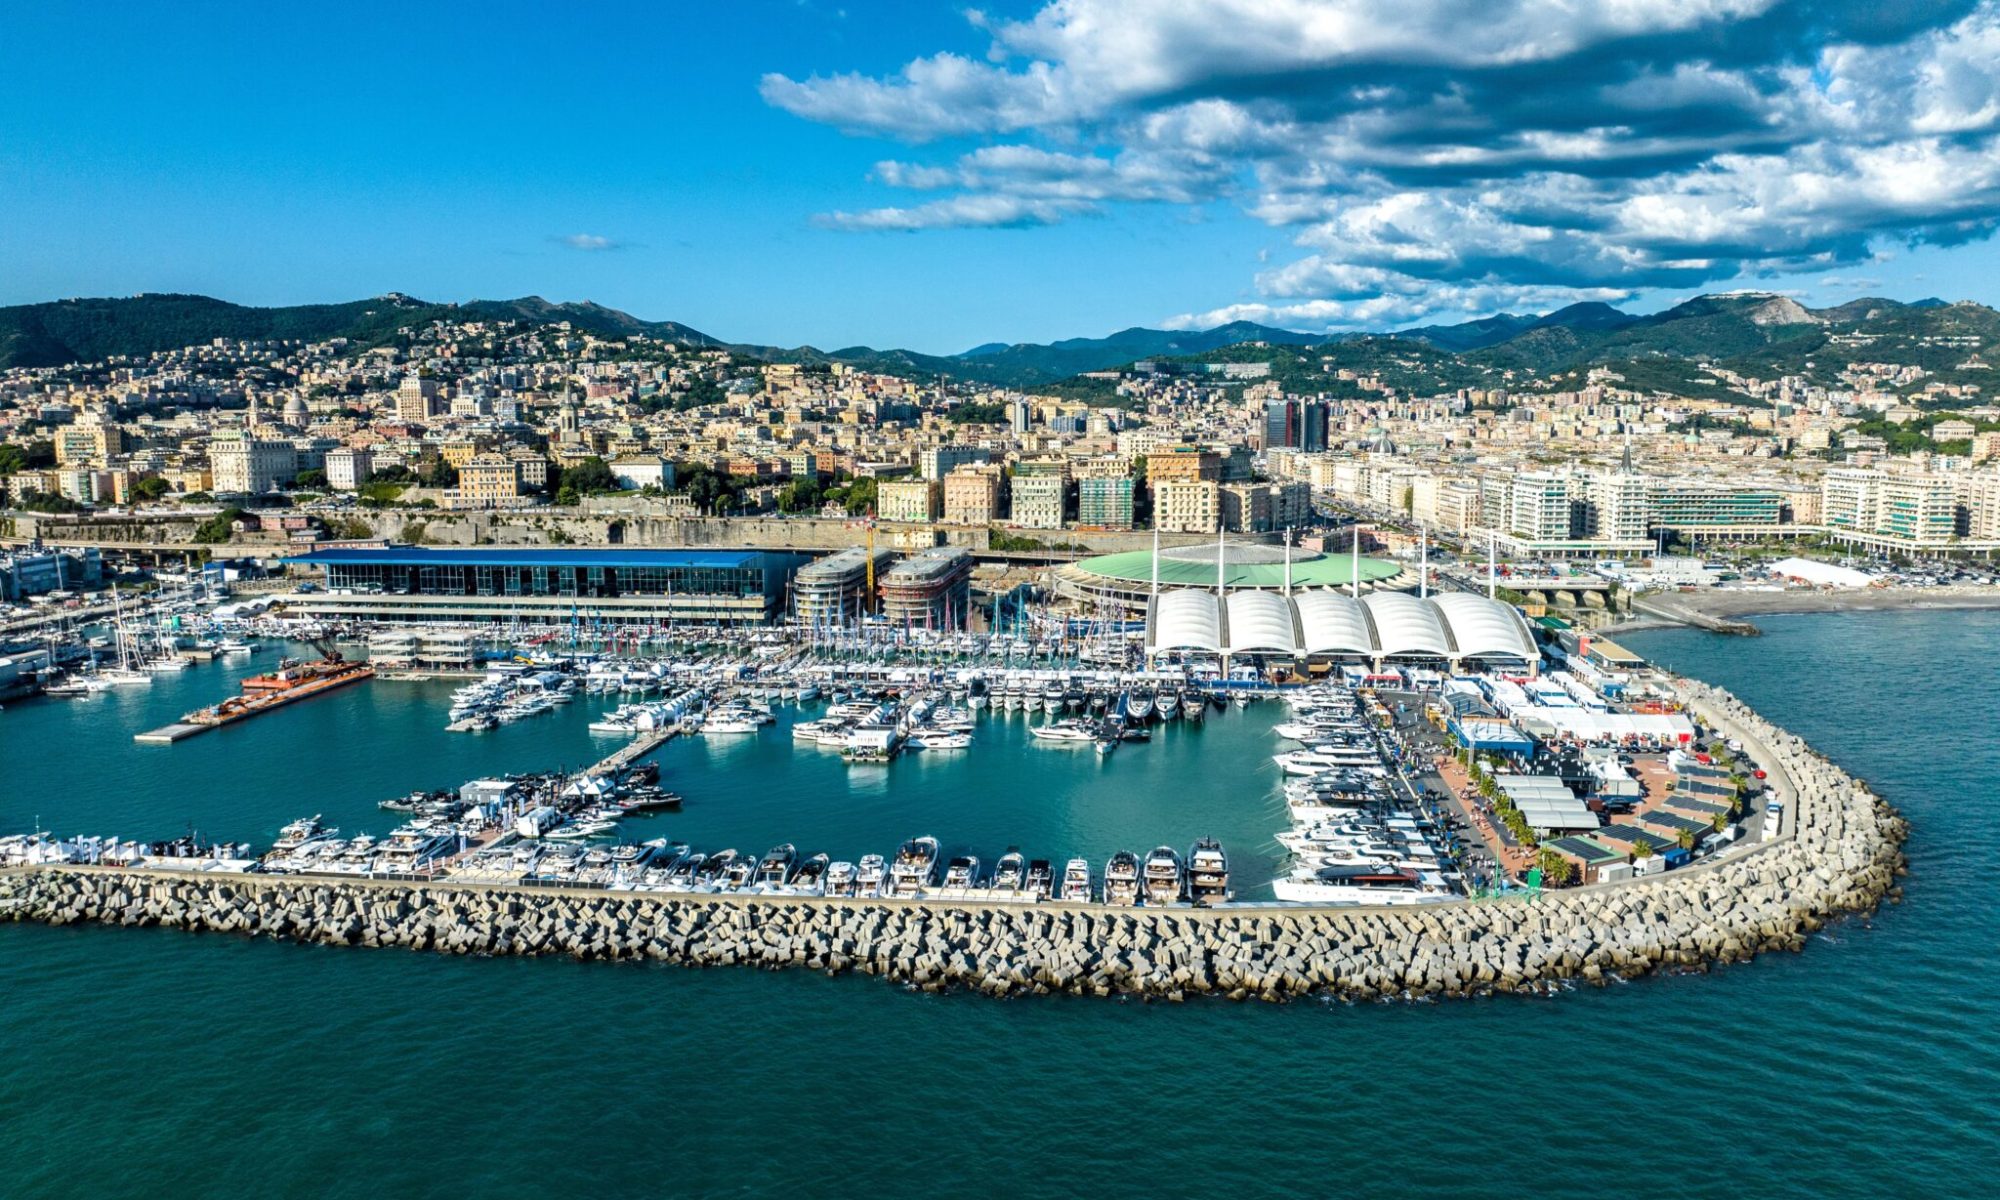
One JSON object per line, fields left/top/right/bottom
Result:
{"left": 592, "top": 725, "right": 680, "bottom": 775}
{"left": 134, "top": 723, "right": 213, "bottom": 745}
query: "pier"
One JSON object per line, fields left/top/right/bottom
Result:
{"left": 591, "top": 724, "right": 682, "bottom": 775}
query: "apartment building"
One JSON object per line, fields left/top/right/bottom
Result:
{"left": 878, "top": 478, "right": 942, "bottom": 523}
{"left": 1077, "top": 476, "right": 1135, "bottom": 530}
{"left": 942, "top": 464, "right": 1003, "bottom": 524}
{"left": 325, "top": 447, "right": 374, "bottom": 491}
{"left": 444, "top": 455, "right": 523, "bottom": 510}
{"left": 210, "top": 434, "right": 298, "bottom": 495}
{"left": 395, "top": 377, "right": 438, "bottom": 422}
{"left": 920, "top": 445, "right": 990, "bottom": 481}
{"left": 1154, "top": 478, "right": 1220, "bottom": 534}
{"left": 1008, "top": 471, "right": 1066, "bottom": 530}
{"left": 1146, "top": 446, "right": 1222, "bottom": 484}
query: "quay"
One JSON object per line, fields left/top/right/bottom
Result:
{"left": 0, "top": 680, "right": 1907, "bottom": 1001}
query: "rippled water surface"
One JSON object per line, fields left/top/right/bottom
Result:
{"left": 3, "top": 613, "right": 1996, "bottom": 1198}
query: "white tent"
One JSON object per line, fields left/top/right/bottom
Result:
{"left": 1769, "top": 557, "right": 1875, "bottom": 588}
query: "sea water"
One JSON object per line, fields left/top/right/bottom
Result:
{"left": 2, "top": 612, "right": 1995, "bottom": 1197}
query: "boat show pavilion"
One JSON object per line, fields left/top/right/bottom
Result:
{"left": 281, "top": 546, "right": 811, "bottom": 626}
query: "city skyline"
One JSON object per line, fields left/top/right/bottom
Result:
{"left": 8, "top": 1, "right": 2000, "bottom": 353}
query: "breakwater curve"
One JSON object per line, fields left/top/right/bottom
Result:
{"left": 0, "top": 682, "right": 1908, "bottom": 1001}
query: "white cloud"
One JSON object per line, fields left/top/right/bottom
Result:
{"left": 815, "top": 194, "right": 1095, "bottom": 231}
{"left": 558, "top": 233, "right": 620, "bottom": 251}
{"left": 765, "top": 0, "right": 2000, "bottom": 328}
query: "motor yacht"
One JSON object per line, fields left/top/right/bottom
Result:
{"left": 789, "top": 853, "right": 830, "bottom": 895}
{"left": 824, "top": 860, "right": 858, "bottom": 897}
{"left": 1029, "top": 719, "right": 1094, "bottom": 743}
{"left": 942, "top": 854, "right": 982, "bottom": 890}
{"left": 1102, "top": 851, "right": 1141, "bottom": 906}
{"left": 1024, "top": 858, "right": 1054, "bottom": 899}
{"left": 855, "top": 853, "right": 888, "bottom": 897}
{"left": 1186, "top": 837, "right": 1230, "bottom": 906}
{"left": 755, "top": 843, "right": 798, "bottom": 888}
{"left": 990, "top": 851, "right": 1026, "bottom": 894}
{"left": 1270, "top": 865, "right": 1453, "bottom": 905}
{"left": 1059, "top": 857, "right": 1094, "bottom": 902}
{"left": 1142, "top": 845, "right": 1183, "bottom": 906}
{"left": 886, "top": 835, "right": 940, "bottom": 896}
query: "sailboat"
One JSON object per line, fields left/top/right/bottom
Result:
{"left": 98, "top": 587, "right": 155, "bottom": 685}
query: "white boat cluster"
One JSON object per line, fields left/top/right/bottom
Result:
{"left": 445, "top": 669, "right": 578, "bottom": 732}
{"left": 1264, "top": 686, "right": 1461, "bottom": 905}
{"left": 431, "top": 832, "right": 1234, "bottom": 907}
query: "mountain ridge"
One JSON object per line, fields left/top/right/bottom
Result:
{"left": 2, "top": 290, "right": 1994, "bottom": 394}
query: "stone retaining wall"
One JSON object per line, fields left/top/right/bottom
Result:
{"left": 0, "top": 682, "right": 1907, "bottom": 1001}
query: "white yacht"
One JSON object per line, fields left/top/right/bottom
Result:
{"left": 1271, "top": 865, "right": 1454, "bottom": 905}
{"left": 1059, "top": 857, "right": 1093, "bottom": 902}
{"left": 885, "top": 835, "right": 940, "bottom": 896}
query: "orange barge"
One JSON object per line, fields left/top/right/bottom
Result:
{"left": 184, "top": 651, "right": 374, "bottom": 728}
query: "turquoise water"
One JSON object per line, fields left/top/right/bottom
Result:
{"left": 4, "top": 614, "right": 1997, "bottom": 1198}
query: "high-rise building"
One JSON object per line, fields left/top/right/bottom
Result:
{"left": 396, "top": 377, "right": 438, "bottom": 422}
{"left": 1585, "top": 470, "right": 1651, "bottom": 542}
{"left": 1262, "top": 400, "right": 1329, "bottom": 452}
{"left": 1507, "top": 472, "right": 1576, "bottom": 542}
{"left": 1008, "top": 397, "right": 1032, "bottom": 434}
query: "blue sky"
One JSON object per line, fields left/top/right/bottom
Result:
{"left": 6, "top": 1, "right": 2000, "bottom": 354}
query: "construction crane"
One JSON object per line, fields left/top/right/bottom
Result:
{"left": 306, "top": 634, "right": 344, "bottom": 665}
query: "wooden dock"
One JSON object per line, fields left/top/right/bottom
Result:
{"left": 134, "top": 723, "right": 214, "bottom": 745}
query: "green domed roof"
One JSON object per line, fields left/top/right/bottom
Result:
{"left": 1071, "top": 544, "right": 1400, "bottom": 589}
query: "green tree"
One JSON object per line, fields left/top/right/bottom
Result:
{"left": 420, "top": 458, "right": 459, "bottom": 488}
{"left": 192, "top": 506, "right": 246, "bottom": 544}
{"left": 555, "top": 484, "right": 581, "bottom": 506}
{"left": 131, "top": 476, "right": 172, "bottom": 502}
{"left": 0, "top": 440, "right": 56, "bottom": 474}
{"left": 778, "top": 476, "right": 823, "bottom": 513}
{"left": 1631, "top": 840, "right": 1655, "bottom": 860}
{"left": 1534, "top": 848, "right": 1575, "bottom": 887}
{"left": 17, "top": 490, "right": 84, "bottom": 513}
{"left": 562, "top": 457, "right": 617, "bottom": 495}
{"left": 294, "top": 468, "right": 329, "bottom": 489}
{"left": 841, "top": 476, "right": 878, "bottom": 516}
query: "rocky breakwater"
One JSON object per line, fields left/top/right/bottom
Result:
{"left": 0, "top": 685, "right": 1906, "bottom": 1002}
